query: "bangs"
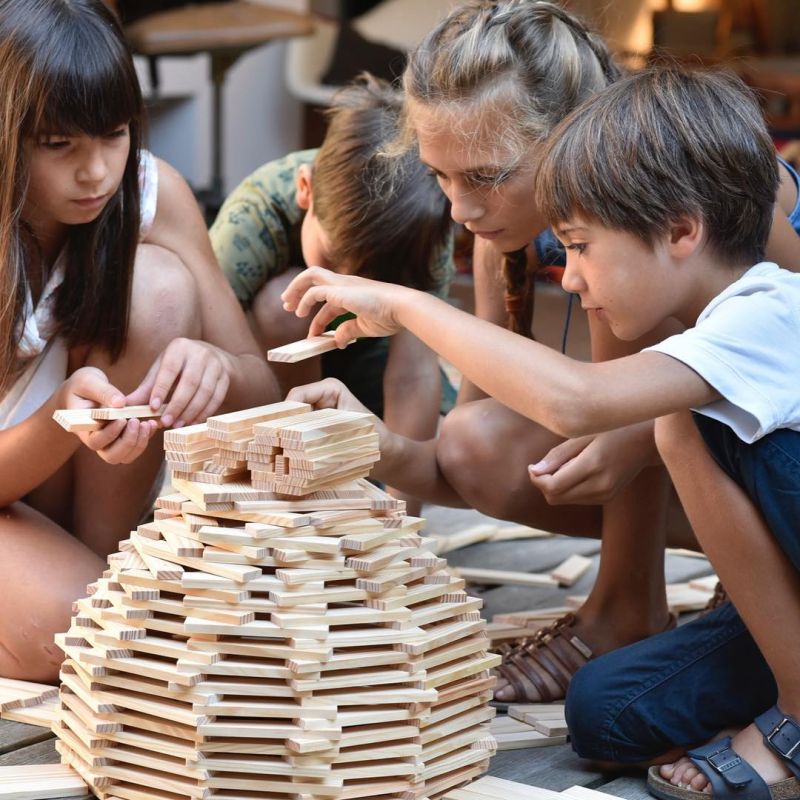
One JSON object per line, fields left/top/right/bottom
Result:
{"left": 29, "top": 9, "right": 142, "bottom": 137}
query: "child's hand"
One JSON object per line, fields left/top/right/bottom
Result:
{"left": 527, "top": 423, "right": 655, "bottom": 506}
{"left": 287, "top": 378, "right": 391, "bottom": 449}
{"left": 287, "top": 378, "right": 371, "bottom": 414}
{"left": 126, "top": 338, "right": 231, "bottom": 429}
{"left": 60, "top": 367, "right": 159, "bottom": 464}
{"left": 281, "top": 267, "right": 408, "bottom": 344}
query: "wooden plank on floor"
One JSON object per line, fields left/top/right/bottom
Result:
{"left": 0, "top": 737, "right": 59, "bottom": 767}
{"left": 0, "top": 720, "right": 54, "bottom": 757}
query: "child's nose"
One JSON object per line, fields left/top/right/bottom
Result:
{"left": 78, "top": 148, "right": 108, "bottom": 184}
{"left": 449, "top": 190, "right": 484, "bottom": 226}
{"left": 561, "top": 260, "right": 585, "bottom": 294}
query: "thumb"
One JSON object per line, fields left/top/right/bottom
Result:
{"left": 71, "top": 367, "right": 125, "bottom": 408}
{"left": 125, "top": 356, "right": 161, "bottom": 408}
{"left": 333, "top": 318, "right": 361, "bottom": 347}
{"left": 529, "top": 437, "right": 586, "bottom": 475}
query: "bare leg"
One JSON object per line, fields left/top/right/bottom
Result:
{"left": 26, "top": 245, "right": 199, "bottom": 550}
{"left": 9, "top": 245, "right": 201, "bottom": 680}
{"left": 438, "top": 399, "right": 694, "bottom": 702}
{"left": 0, "top": 503, "right": 104, "bottom": 681}
{"left": 71, "top": 244, "right": 200, "bottom": 554}
{"left": 655, "top": 411, "right": 800, "bottom": 793}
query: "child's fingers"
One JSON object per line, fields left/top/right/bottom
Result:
{"left": 82, "top": 418, "right": 126, "bottom": 451}
{"left": 295, "top": 285, "right": 343, "bottom": 321}
{"left": 171, "top": 365, "right": 228, "bottom": 428}
{"left": 331, "top": 317, "right": 362, "bottom": 346}
{"left": 147, "top": 347, "right": 188, "bottom": 419}
{"left": 69, "top": 367, "right": 125, "bottom": 409}
{"left": 286, "top": 378, "right": 352, "bottom": 410}
{"left": 97, "top": 418, "right": 157, "bottom": 464}
{"left": 186, "top": 373, "right": 229, "bottom": 427}
{"left": 281, "top": 265, "right": 330, "bottom": 311}
{"left": 125, "top": 358, "right": 161, "bottom": 408}
{"left": 529, "top": 436, "right": 591, "bottom": 476}
{"left": 307, "top": 302, "right": 349, "bottom": 338}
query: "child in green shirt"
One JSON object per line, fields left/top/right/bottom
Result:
{"left": 211, "top": 75, "right": 455, "bottom": 511}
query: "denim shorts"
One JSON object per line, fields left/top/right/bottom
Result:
{"left": 565, "top": 415, "right": 800, "bottom": 764}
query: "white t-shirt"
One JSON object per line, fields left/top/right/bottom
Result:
{"left": 646, "top": 262, "right": 800, "bottom": 444}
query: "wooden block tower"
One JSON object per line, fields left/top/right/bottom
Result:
{"left": 53, "top": 401, "right": 499, "bottom": 800}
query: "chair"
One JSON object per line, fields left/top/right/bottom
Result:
{"left": 284, "top": 0, "right": 452, "bottom": 144}
{"left": 125, "top": 1, "right": 314, "bottom": 214}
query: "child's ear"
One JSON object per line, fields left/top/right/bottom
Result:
{"left": 296, "top": 164, "right": 313, "bottom": 211}
{"left": 668, "top": 215, "right": 705, "bottom": 259}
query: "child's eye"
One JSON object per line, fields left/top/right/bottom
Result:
{"left": 39, "top": 136, "right": 70, "bottom": 150}
{"left": 106, "top": 126, "right": 129, "bottom": 139}
{"left": 469, "top": 169, "right": 513, "bottom": 187}
{"left": 566, "top": 242, "right": 587, "bottom": 254}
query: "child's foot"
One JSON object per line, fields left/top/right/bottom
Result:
{"left": 493, "top": 610, "right": 676, "bottom": 704}
{"left": 658, "top": 724, "right": 795, "bottom": 795}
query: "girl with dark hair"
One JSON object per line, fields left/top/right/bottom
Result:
{"left": 0, "top": 0, "right": 277, "bottom": 680}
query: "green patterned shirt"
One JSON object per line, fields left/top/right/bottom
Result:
{"left": 210, "top": 149, "right": 454, "bottom": 308}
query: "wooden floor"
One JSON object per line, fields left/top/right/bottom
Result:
{"left": 0, "top": 502, "right": 713, "bottom": 800}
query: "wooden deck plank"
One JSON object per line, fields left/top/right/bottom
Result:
{"left": 0, "top": 720, "right": 54, "bottom": 757}
{"left": 0, "top": 735, "right": 58, "bottom": 765}
{"left": 488, "top": 743, "right": 604, "bottom": 790}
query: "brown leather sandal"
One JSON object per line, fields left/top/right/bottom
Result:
{"left": 492, "top": 613, "right": 592, "bottom": 710}
{"left": 700, "top": 581, "right": 729, "bottom": 615}
{"left": 492, "top": 611, "right": 678, "bottom": 710}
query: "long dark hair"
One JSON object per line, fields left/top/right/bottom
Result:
{"left": 0, "top": 0, "right": 144, "bottom": 393}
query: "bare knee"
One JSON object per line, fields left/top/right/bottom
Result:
{"left": 654, "top": 413, "right": 694, "bottom": 468}
{"left": 127, "top": 243, "right": 200, "bottom": 353}
{"left": 0, "top": 504, "right": 103, "bottom": 682}
{"left": 437, "top": 400, "right": 556, "bottom": 519}
{"left": 251, "top": 268, "right": 308, "bottom": 349}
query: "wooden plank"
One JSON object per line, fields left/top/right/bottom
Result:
{"left": 267, "top": 331, "right": 354, "bottom": 363}
{"left": 453, "top": 567, "right": 558, "bottom": 588}
{"left": 0, "top": 764, "right": 88, "bottom": 799}
{"left": 1, "top": 700, "right": 58, "bottom": 729}
{"left": 90, "top": 406, "right": 163, "bottom": 422}
{"left": 0, "top": 679, "right": 59, "bottom": 712}
{"left": 550, "top": 555, "right": 592, "bottom": 588}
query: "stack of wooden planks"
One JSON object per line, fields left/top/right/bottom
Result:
{"left": 53, "top": 402, "right": 500, "bottom": 800}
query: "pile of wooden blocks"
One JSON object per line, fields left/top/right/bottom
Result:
{"left": 53, "top": 401, "right": 500, "bottom": 800}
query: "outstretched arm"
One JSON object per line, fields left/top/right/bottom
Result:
{"left": 282, "top": 268, "right": 717, "bottom": 437}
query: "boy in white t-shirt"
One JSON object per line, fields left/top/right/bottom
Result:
{"left": 279, "top": 66, "right": 800, "bottom": 800}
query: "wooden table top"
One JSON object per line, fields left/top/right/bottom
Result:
{"left": 125, "top": 1, "right": 314, "bottom": 56}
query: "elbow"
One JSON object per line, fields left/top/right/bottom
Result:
{"left": 545, "top": 407, "right": 591, "bottom": 439}
{"left": 540, "top": 374, "right": 603, "bottom": 438}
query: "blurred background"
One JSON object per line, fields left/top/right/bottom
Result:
{"left": 109, "top": 0, "right": 800, "bottom": 225}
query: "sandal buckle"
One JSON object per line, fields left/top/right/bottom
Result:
{"left": 707, "top": 750, "right": 743, "bottom": 774}
{"left": 767, "top": 717, "right": 800, "bottom": 760}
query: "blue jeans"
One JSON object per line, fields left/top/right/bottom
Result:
{"left": 566, "top": 415, "right": 800, "bottom": 764}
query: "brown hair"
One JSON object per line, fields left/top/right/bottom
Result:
{"left": 535, "top": 66, "right": 779, "bottom": 267}
{"left": 312, "top": 73, "right": 451, "bottom": 292}
{"left": 0, "top": 0, "right": 144, "bottom": 393}
{"left": 399, "top": 0, "right": 622, "bottom": 334}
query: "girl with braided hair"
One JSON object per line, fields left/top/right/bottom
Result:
{"left": 287, "top": 0, "right": 800, "bottom": 706}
